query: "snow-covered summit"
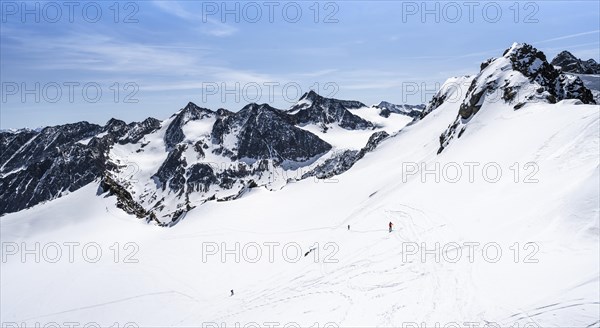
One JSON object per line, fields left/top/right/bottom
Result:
{"left": 435, "top": 42, "right": 595, "bottom": 153}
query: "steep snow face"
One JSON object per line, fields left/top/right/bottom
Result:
{"left": 2, "top": 72, "right": 598, "bottom": 327}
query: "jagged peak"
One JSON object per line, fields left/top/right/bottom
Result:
{"left": 294, "top": 90, "right": 367, "bottom": 111}
{"left": 42, "top": 121, "right": 99, "bottom": 133}
{"left": 556, "top": 50, "right": 577, "bottom": 58}
{"left": 374, "top": 101, "right": 392, "bottom": 108}
{"left": 503, "top": 42, "right": 532, "bottom": 56}
{"left": 216, "top": 108, "right": 234, "bottom": 116}
{"left": 299, "top": 90, "right": 321, "bottom": 102}
{"left": 104, "top": 118, "right": 127, "bottom": 130}
{"left": 141, "top": 117, "right": 160, "bottom": 124}
{"left": 182, "top": 101, "right": 213, "bottom": 114}
{"left": 502, "top": 43, "right": 548, "bottom": 65}
{"left": 240, "top": 103, "right": 280, "bottom": 113}
{"left": 551, "top": 50, "right": 600, "bottom": 74}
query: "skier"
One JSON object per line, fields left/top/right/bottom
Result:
{"left": 304, "top": 246, "right": 316, "bottom": 257}
{"left": 388, "top": 221, "right": 393, "bottom": 233}
{"left": 347, "top": 224, "right": 350, "bottom": 230}
{"left": 230, "top": 289, "right": 234, "bottom": 297}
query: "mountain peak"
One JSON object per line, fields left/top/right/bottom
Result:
{"left": 435, "top": 43, "right": 595, "bottom": 154}
{"left": 182, "top": 101, "right": 213, "bottom": 114}
{"left": 503, "top": 43, "right": 548, "bottom": 66}
{"left": 241, "top": 103, "right": 278, "bottom": 113}
{"left": 551, "top": 50, "right": 600, "bottom": 74}
{"left": 299, "top": 90, "right": 322, "bottom": 102}
{"left": 556, "top": 50, "right": 578, "bottom": 60}
{"left": 105, "top": 117, "right": 123, "bottom": 125}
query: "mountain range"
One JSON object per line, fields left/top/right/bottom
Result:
{"left": 1, "top": 90, "right": 419, "bottom": 223}
{"left": 1, "top": 43, "right": 597, "bottom": 227}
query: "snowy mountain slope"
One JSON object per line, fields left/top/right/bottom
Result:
{"left": 2, "top": 43, "right": 599, "bottom": 327}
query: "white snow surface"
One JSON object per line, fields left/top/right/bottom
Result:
{"left": 2, "top": 79, "right": 599, "bottom": 327}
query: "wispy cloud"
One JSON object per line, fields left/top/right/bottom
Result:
{"left": 534, "top": 30, "right": 600, "bottom": 45}
{"left": 1, "top": 27, "right": 276, "bottom": 92}
{"left": 152, "top": 0, "right": 193, "bottom": 20}
{"left": 2, "top": 30, "right": 203, "bottom": 74}
{"left": 152, "top": 0, "right": 238, "bottom": 37}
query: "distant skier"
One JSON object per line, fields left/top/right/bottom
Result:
{"left": 230, "top": 289, "right": 234, "bottom": 297}
{"left": 388, "top": 221, "right": 393, "bottom": 233}
{"left": 347, "top": 224, "right": 350, "bottom": 230}
{"left": 304, "top": 246, "right": 316, "bottom": 257}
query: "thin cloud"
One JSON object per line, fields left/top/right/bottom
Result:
{"left": 534, "top": 30, "right": 600, "bottom": 45}
{"left": 152, "top": 0, "right": 238, "bottom": 37}
{"left": 152, "top": 0, "right": 193, "bottom": 20}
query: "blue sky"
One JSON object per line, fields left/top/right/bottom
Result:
{"left": 1, "top": 0, "right": 599, "bottom": 129}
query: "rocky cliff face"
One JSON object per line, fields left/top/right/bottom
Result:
{"left": 0, "top": 119, "right": 160, "bottom": 214}
{"left": 214, "top": 103, "right": 332, "bottom": 164}
{"left": 289, "top": 90, "right": 373, "bottom": 131}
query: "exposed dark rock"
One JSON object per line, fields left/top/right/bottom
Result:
{"left": 152, "top": 144, "right": 187, "bottom": 193}
{"left": 193, "top": 141, "right": 206, "bottom": 158}
{"left": 186, "top": 163, "right": 217, "bottom": 193}
{"left": 0, "top": 122, "right": 108, "bottom": 214}
{"left": 213, "top": 103, "right": 332, "bottom": 164}
{"left": 290, "top": 91, "right": 373, "bottom": 130}
{"left": 0, "top": 129, "right": 39, "bottom": 167}
{"left": 436, "top": 43, "right": 596, "bottom": 154}
{"left": 551, "top": 50, "right": 600, "bottom": 74}
{"left": 374, "top": 101, "right": 425, "bottom": 118}
{"left": 99, "top": 175, "right": 157, "bottom": 223}
{"left": 360, "top": 131, "right": 390, "bottom": 154}
{"left": 165, "top": 102, "right": 213, "bottom": 150}
{"left": 505, "top": 44, "right": 594, "bottom": 106}
{"left": 119, "top": 117, "right": 161, "bottom": 144}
